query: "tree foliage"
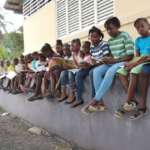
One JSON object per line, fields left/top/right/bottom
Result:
{"left": 0, "top": 12, "right": 24, "bottom": 60}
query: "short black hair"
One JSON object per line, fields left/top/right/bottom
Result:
{"left": 134, "top": 18, "right": 149, "bottom": 27}
{"left": 41, "top": 43, "right": 54, "bottom": 55}
{"left": 56, "top": 39, "right": 63, "bottom": 46}
{"left": 104, "top": 17, "right": 121, "bottom": 29}
{"left": 32, "top": 51, "right": 39, "bottom": 56}
{"left": 84, "top": 41, "right": 91, "bottom": 48}
{"left": 89, "top": 26, "right": 104, "bottom": 40}
{"left": 71, "top": 38, "right": 81, "bottom": 46}
{"left": 63, "top": 43, "right": 70, "bottom": 49}
{"left": 20, "top": 55, "right": 24, "bottom": 60}
{"left": 24, "top": 54, "right": 32, "bottom": 63}
{"left": 39, "top": 53, "right": 46, "bottom": 61}
{"left": 13, "top": 58, "right": 19, "bottom": 64}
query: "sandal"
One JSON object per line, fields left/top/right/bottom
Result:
{"left": 87, "top": 103, "right": 106, "bottom": 112}
{"left": 129, "top": 108, "right": 149, "bottom": 120}
{"left": 71, "top": 100, "right": 84, "bottom": 108}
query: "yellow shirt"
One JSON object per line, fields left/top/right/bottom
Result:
{"left": 7, "top": 65, "right": 15, "bottom": 72}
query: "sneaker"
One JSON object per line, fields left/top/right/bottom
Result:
{"left": 129, "top": 108, "right": 149, "bottom": 120}
{"left": 123, "top": 101, "right": 138, "bottom": 112}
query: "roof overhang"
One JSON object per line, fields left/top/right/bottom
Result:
{"left": 4, "top": 0, "right": 23, "bottom": 13}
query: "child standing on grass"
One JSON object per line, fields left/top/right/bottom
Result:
{"left": 115, "top": 18, "right": 150, "bottom": 119}
{"left": 87, "top": 17, "right": 134, "bottom": 112}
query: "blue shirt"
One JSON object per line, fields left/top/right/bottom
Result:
{"left": 135, "top": 35, "right": 150, "bottom": 56}
{"left": 31, "top": 60, "right": 38, "bottom": 70}
{"left": 90, "top": 41, "right": 110, "bottom": 61}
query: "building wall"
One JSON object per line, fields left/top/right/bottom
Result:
{"left": 23, "top": 0, "right": 57, "bottom": 54}
{"left": 23, "top": 0, "right": 150, "bottom": 54}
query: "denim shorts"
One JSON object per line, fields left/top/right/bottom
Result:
{"left": 143, "top": 64, "right": 150, "bottom": 74}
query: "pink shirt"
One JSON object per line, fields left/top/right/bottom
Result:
{"left": 83, "top": 54, "right": 92, "bottom": 65}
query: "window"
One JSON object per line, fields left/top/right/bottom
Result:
{"left": 68, "top": 0, "right": 80, "bottom": 33}
{"left": 23, "top": 0, "right": 51, "bottom": 18}
{"left": 81, "top": 0, "right": 95, "bottom": 29}
{"left": 56, "top": 0, "right": 67, "bottom": 37}
{"left": 97, "top": 0, "right": 114, "bottom": 23}
{"left": 56, "top": 0, "right": 114, "bottom": 38}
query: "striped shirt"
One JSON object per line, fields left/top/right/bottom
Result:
{"left": 90, "top": 41, "right": 110, "bottom": 61}
{"left": 108, "top": 32, "right": 134, "bottom": 59}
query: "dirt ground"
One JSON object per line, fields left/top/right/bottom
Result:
{"left": 0, "top": 107, "right": 83, "bottom": 150}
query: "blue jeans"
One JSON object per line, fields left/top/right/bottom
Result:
{"left": 93, "top": 62, "right": 124, "bottom": 101}
{"left": 60, "top": 70, "right": 75, "bottom": 88}
{"left": 89, "top": 68, "right": 95, "bottom": 98}
{"left": 75, "top": 69, "right": 90, "bottom": 102}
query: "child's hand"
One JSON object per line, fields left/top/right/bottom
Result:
{"left": 78, "top": 62, "right": 90, "bottom": 69}
{"left": 124, "top": 63, "right": 137, "bottom": 71}
{"left": 91, "top": 59, "right": 97, "bottom": 65}
{"left": 72, "top": 53, "right": 79, "bottom": 66}
{"left": 55, "top": 83, "right": 59, "bottom": 91}
{"left": 101, "top": 57, "right": 115, "bottom": 64}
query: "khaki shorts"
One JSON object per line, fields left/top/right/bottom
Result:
{"left": 117, "top": 57, "right": 150, "bottom": 76}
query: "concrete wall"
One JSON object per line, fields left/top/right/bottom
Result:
{"left": 0, "top": 79, "right": 150, "bottom": 150}
{"left": 23, "top": 0, "right": 150, "bottom": 54}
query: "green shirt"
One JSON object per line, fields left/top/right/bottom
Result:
{"left": 108, "top": 32, "right": 134, "bottom": 59}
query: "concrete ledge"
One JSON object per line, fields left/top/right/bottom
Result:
{"left": 0, "top": 80, "right": 150, "bottom": 150}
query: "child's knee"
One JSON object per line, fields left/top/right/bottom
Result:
{"left": 89, "top": 69, "right": 93, "bottom": 78}
{"left": 117, "top": 68, "right": 128, "bottom": 76}
{"left": 76, "top": 71, "right": 84, "bottom": 80}
{"left": 60, "top": 71, "right": 68, "bottom": 78}
{"left": 130, "top": 67, "right": 141, "bottom": 75}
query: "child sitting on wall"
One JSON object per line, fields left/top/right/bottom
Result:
{"left": 28, "top": 53, "right": 48, "bottom": 101}
{"left": 115, "top": 18, "right": 150, "bottom": 119}
{"left": 28, "top": 43, "right": 56, "bottom": 101}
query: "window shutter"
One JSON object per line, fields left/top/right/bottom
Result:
{"left": 97, "top": 0, "right": 114, "bottom": 23}
{"left": 23, "top": 0, "right": 31, "bottom": 17}
{"left": 23, "top": 0, "right": 51, "bottom": 18}
{"left": 56, "top": 0, "right": 114, "bottom": 38}
{"left": 68, "top": 0, "right": 80, "bottom": 33}
{"left": 56, "top": 0, "right": 67, "bottom": 37}
{"left": 81, "top": 0, "right": 95, "bottom": 29}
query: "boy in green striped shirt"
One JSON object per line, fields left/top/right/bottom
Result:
{"left": 108, "top": 32, "right": 135, "bottom": 59}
